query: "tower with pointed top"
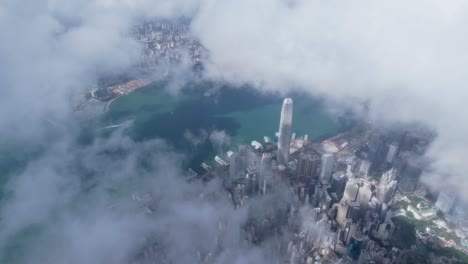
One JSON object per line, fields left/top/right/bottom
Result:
{"left": 277, "top": 98, "right": 293, "bottom": 165}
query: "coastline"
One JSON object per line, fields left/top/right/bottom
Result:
{"left": 101, "top": 85, "right": 354, "bottom": 172}
{"left": 104, "top": 80, "right": 153, "bottom": 112}
{"left": 104, "top": 95, "right": 123, "bottom": 112}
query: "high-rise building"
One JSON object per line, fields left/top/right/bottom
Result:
{"left": 398, "top": 163, "right": 422, "bottom": 194}
{"left": 336, "top": 201, "right": 350, "bottom": 228}
{"left": 345, "top": 222, "right": 358, "bottom": 246}
{"left": 296, "top": 153, "right": 320, "bottom": 184}
{"left": 343, "top": 179, "right": 360, "bottom": 203}
{"left": 229, "top": 152, "right": 239, "bottom": 180}
{"left": 347, "top": 234, "right": 368, "bottom": 260}
{"left": 377, "top": 180, "right": 397, "bottom": 204}
{"left": 277, "top": 98, "right": 293, "bottom": 165}
{"left": 356, "top": 181, "right": 373, "bottom": 212}
{"left": 320, "top": 154, "right": 335, "bottom": 184}
{"left": 367, "top": 132, "right": 386, "bottom": 172}
{"left": 380, "top": 168, "right": 396, "bottom": 186}
{"left": 275, "top": 164, "right": 286, "bottom": 181}
{"left": 229, "top": 146, "right": 250, "bottom": 180}
{"left": 435, "top": 191, "right": 457, "bottom": 214}
{"left": 331, "top": 173, "right": 348, "bottom": 200}
{"left": 359, "top": 160, "right": 372, "bottom": 177}
{"left": 346, "top": 157, "right": 356, "bottom": 177}
{"left": 348, "top": 202, "right": 361, "bottom": 222}
{"left": 386, "top": 142, "right": 399, "bottom": 164}
{"left": 259, "top": 153, "right": 272, "bottom": 194}
{"left": 238, "top": 145, "right": 249, "bottom": 172}
{"left": 379, "top": 203, "right": 388, "bottom": 223}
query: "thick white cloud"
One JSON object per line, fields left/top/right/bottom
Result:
{"left": 1, "top": 0, "right": 468, "bottom": 262}
{"left": 0, "top": 1, "right": 201, "bottom": 262}
{"left": 192, "top": 0, "right": 468, "bottom": 200}
{"left": 2, "top": 0, "right": 467, "bottom": 200}
{"left": 209, "top": 129, "right": 231, "bottom": 152}
{"left": 0, "top": 0, "right": 199, "bottom": 141}
{"left": 0, "top": 126, "right": 302, "bottom": 264}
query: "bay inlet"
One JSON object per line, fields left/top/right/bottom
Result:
{"left": 104, "top": 81, "right": 354, "bottom": 172}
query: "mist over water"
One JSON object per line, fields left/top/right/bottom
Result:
{"left": 2, "top": 0, "right": 467, "bottom": 262}
{"left": 0, "top": 79, "right": 353, "bottom": 263}
{"left": 105, "top": 81, "right": 354, "bottom": 171}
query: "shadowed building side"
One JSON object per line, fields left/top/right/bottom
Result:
{"left": 320, "top": 153, "right": 335, "bottom": 184}
{"left": 259, "top": 153, "right": 272, "bottom": 194}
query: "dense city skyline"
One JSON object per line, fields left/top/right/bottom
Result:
{"left": 1, "top": 1, "right": 468, "bottom": 263}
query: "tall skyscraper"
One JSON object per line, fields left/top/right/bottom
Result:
{"left": 296, "top": 153, "right": 320, "bottom": 184}
{"left": 377, "top": 169, "right": 398, "bottom": 204}
{"left": 229, "top": 146, "right": 249, "bottom": 180}
{"left": 367, "top": 132, "right": 385, "bottom": 171}
{"left": 320, "top": 153, "right": 335, "bottom": 184}
{"left": 377, "top": 180, "right": 397, "bottom": 204}
{"left": 277, "top": 98, "right": 293, "bottom": 165}
{"left": 359, "top": 160, "right": 372, "bottom": 177}
{"left": 385, "top": 142, "right": 399, "bottom": 164}
{"left": 229, "top": 152, "right": 239, "bottom": 180}
{"left": 343, "top": 178, "right": 360, "bottom": 203}
{"left": 259, "top": 153, "right": 272, "bottom": 194}
{"left": 380, "top": 168, "right": 396, "bottom": 186}
{"left": 238, "top": 145, "right": 249, "bottom": 174}
{"left": 356, "top": 181, "right": 373, "bottom": 211}
{"left": 398, "top": 163, "right": 422, "bottom": 194}
{"left": 331, "top": 173, "right": 348, "bottom": 200}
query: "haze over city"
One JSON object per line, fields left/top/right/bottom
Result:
{"left": 1, "top": 1, "right": 468, "bottom": 263}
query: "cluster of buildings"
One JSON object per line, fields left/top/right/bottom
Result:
{"left": 132, "top": 20, "right": 204, "bottom": 67}
{"left": 79, "top": 20, "right": 204, "bottom": 112}
{"left": 87, "top": 79, "right": 152, "bottom": 102}
{"left": 185, "top": 97, "right": 467, "bottom": 263}
{"left": 126, "top": 97, "right": 466, "bottom": 264}
{"left": 81, "top": 20, "right": 203, "bottom": 108}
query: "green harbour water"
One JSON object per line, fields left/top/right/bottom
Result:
{"left": 0, "top": 81, "right": 354, "bottom": 263}
{"left": 104, "top": 81, "right": 353, "bottom": 172}
{"left": 223, "top": 101, "right": 342, "bottom": 146}
{"left": 3, "top": 80, "right": 468, "bottom": 264}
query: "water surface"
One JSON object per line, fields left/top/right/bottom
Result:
{"left": 105, "top": 81, "right": 352, "bottom": 171}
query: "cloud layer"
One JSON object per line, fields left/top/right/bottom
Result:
{"left": 0, "top": 126, "right": 306, "bottom": 264}
{"left": 1, "top": 0, "right": 468, "bottom": 263}
{"left": 0, "top": 0, "right": 200, "bottom": 140}
{"left": 192, "top": 0, "right": 468, "bottom": 200}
